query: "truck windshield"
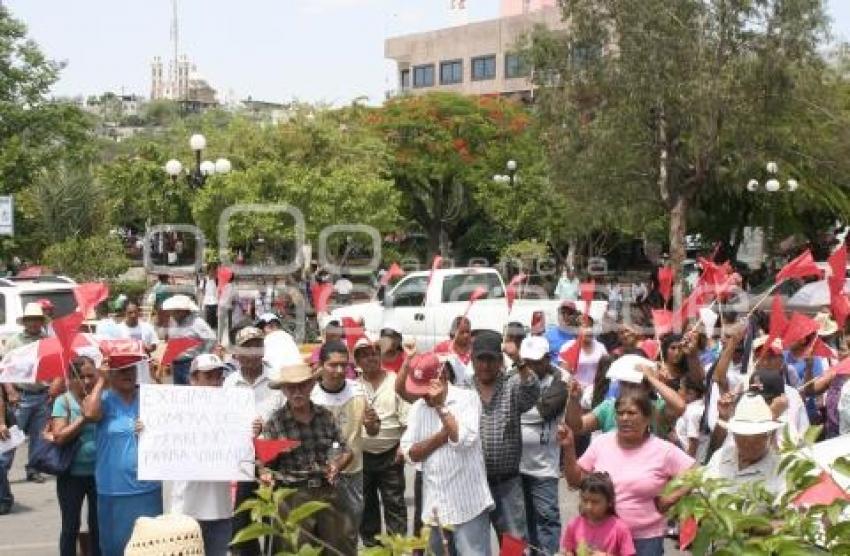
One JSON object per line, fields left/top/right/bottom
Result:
{"left": 21, "top": 291, "right": 78, "bottom": 318}
{"left": 441, "top": 273, "right": 504, "bottom": 303}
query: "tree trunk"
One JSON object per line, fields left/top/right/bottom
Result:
{"left": 669, "top": 195, "right": 688, "bottom": 275}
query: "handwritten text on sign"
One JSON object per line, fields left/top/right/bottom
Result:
{"left": 138, "top": 384, "right": 255, "bottom": 481}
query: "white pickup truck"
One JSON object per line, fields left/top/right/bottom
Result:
{"left": 328, "top": 267, "right": 607, "bottom": 351}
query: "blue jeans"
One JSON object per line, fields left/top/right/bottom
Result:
{"left": 521, "top": 474, "right": 560, "bottom": 554}
{"left": 5, "top": 390, "right": 49, "bottom": 476}
{"left": 0, "top": 447, "right": 12, "bottom": 507}
{"left": 199, "top": 518, "right": 233, "bottom": 556}
{"left": 429, "top": 510, "right": 492, "bottom": 556}
{"left": 172, "top": 359, "right": 192, "bottom": 385}
{"left": 634, "top": 536, "right": 665, "bottom": 556}
{"left": 487, "top": 474, "right": 528, "bottom": 542}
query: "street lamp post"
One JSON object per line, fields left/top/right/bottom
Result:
{"left": 164, "top": 133, "right": 231, "bottom": 189}
{"left": 746, "top": 161, "right": 799, "bottom": 264}
{"left": 493, "top": 160, "right": 518, "bottom": 186}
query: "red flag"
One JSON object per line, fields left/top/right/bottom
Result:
{"left": 782, "top": 313, "right": 819, "bottom": 348}
{"left": 559, "top": 332, "right": 583, "bottom": 372}
{"left": 832, "top": 294, "right": 850, "bottom": 329}
{"left": 506, "top": 273, "right": 526, "bottom": 312}
{"left": 674, "top": 289, "right": 703, "bottom": 332}
{"left": 426, "top": 256, "right": 443, "bottom": 292}
{"left": 252, "top": 438, "right": 301, "bottom": 465}
{"left": 658, "top": 267, "right": 674, "bottom": 303}
{"left": 580, "top": 281, "right": 595, "bottom": 314}
{"left": 381, "top": 262, "right": 406, "bottom": 286}
{"left": 341, "top": 317, "right": 366, "bottom": 354}
{"left": 311, "top": 282, "right": 334, "bottom": 313}
{"left": 74, "top": 283, "right": 109, "bottom": 318}
{"left": 832, "top": 357, "right": 850, "bottom": 376}
{"left": 160, "top": 337, "right": 202, "bottom": 367}
{"left": 828, "top": 244, "right": 847, "bottom": 295}
{"left": 776, "top": 249, "right": 822, "bottom": 284}
{"left": 811, "top": 337, "right": 837, "bottom": 359}
{"left": 640, "top": 339, "right": 660, "bottom": 361}
{"left": 530, "top": 310, "right": 545, "bottom": 334}
{"left": 764, "top": 295, "right": 789, "bottom": 354}
{"left": 463, "top": 286, "right": 488, "bottom": 318}
{"left": 52, "top": 311, "right": 85, "bottom": 373}
{"left": 792, "top": 471, "right": 850, "bottom": 507}
{"left": 499, "top": 534, "right": 527, "bottom": 556}
{"left": 652, "top": 309, "right": 674, "bottom": 336}
{"left": 216, "top": 266, "right": 234, "bottom": 300}
{"left": 679, "top": 517, "right": 698, "bottom": 550}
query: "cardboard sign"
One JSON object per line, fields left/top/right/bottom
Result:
{"left": 138, "top": 384, "right": 255, "bottom": 481}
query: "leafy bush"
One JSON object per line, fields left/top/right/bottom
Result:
{"left": 42, "top": 235, "right": 131, "bottom": 281}
{"left": 666, "top": 426, "right": 850, "bottom": 555}
{"left": 107, "top": 280, "right": 149, "bottom": 304}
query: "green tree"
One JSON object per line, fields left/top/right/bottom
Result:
{"left": 529, "top": 0, "right": 842, "bottom": 272}
{"left": 42, "top": 235, "right": 131, "bottom": 281}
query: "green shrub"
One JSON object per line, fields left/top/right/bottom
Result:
{"left": 42, "top": 235, "right": 131, "bottom": 281}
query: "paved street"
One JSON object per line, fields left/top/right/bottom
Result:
{"left": 0, "top": 443, "right": 685, "bottom": 555}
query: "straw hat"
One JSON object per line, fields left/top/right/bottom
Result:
{"left": 124, "top": 514, "right": 204, "bottom": 555}
{"left": 161, "top": 294, "right": 199, "bottom": 312}
{"left": 17, "top": 302, "right": 45, "bottom": 323}
{"left": 752, "top": 334, "right": 783, "bottom": 354}
{"left": 815, "top": 312, "right": 839, "bottom": 337}
{"left": 718, "top": 394, "right": 783, "bottom": 436}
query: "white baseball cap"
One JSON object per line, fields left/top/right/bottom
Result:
{"left": 190, "top": 354, "right": 226, "bottom": 373}
{"left": 520, "top": 336, "right": 549, "bottom": 361}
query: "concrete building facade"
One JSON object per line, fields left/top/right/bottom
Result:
{"left": 384, "top": 6, "right": 565, "bottom": 101}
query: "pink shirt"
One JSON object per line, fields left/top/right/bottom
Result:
{"left": 561, "top": 515, "right": 636, "bottom": 556}
{"left": 577, "top": 432, "right": 694, "bottom": 540}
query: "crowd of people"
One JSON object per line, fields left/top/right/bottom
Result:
{"left": 0, "top": 257, "right": 849, "bottom": 555}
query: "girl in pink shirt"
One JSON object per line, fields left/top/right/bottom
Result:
{"left": 562, "top": 472, "right": 636, "bottom": 556}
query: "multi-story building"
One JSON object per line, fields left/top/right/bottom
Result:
{"left": 385, "top": 3, "right": 565, "bottom": 101}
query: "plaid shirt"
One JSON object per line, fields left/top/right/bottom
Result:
{"left": 264, "top": 402, "right": 346, "bottom": 482}
{"left": 475, "top": 371, "right": 539, "bottom": 476}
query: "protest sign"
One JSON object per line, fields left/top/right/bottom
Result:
{"left": 138, "top": 384, "right": 255, "bottom": 481}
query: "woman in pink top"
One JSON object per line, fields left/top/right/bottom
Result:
{"left": 560, "top": 388, "right": 695, "bottom": 556}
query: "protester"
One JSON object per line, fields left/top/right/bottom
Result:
{"left": 263, "top": 354, "right": 356, "bottom": 554}
{"left": 379, "top": 323, "right": 406, "bottom": 372}
{"left": 355, "top": 338, "right": 409, "bottom": 546}
{"left": 83, "top": 357, "right": 162, "bottom": 556}
{"left": 0, "top": 386, "right": 12, "bottom": 515}
{"left": 545, "top": 301, "right": 579, "bottom": 362}
{"left": 119, "top": 301, "right": 159, "bottom": 384}
{"left": 171, "top": 354, "right": 256, "bottom": 556}
{"left": 674, "top": 373, "right": 709, "bottom": 462}
{"left": 50, "top": 356, "right": 101, "bottom": 556}
{"left": 199, "top": 264, "right": 219, "bottom": 330}
{"left": 311, "top": 340, "right": 380, "bottom": 547}
{"left": 784, "top": 334, "right": 827, "bottom": 424}
{"left": 161, "top": 294, "right": 215, "bottom": 385}
{"left": 434, "top": 315, "right": 472, "bottom": 366}
{"left": 95, "top": 297, "right": 127, "bottom": 339}
{"left": 256, "top": 312, "right": 284, "bottom": 335}
{"left": 226, "top": 326, "right": 284, "bottom": 556}
{"left": 1, "top": 302, "right": 50, "bottom": 486}
{"left": 560, "top": 320, "right": 608, "bottom": 389}
{"left": 334, "top": 274, "right": 354, "bottom": 304}
{"left": 472, "top": 329, "right": 539, "bottom": 543}
{"left": 561, "top": 472, "right": 636, "bottom": 556}
{"left": 37, "top": 298, "right": 56, "bottom": 336}
{"left": 705, "top": 392, "right": 785, "bottom": 496}
{"left": 399, "top": 352, "right": 494, "bottom": 556}
{"left": 555, "top": 268, "right": 580, "bottom": 301}
{"left": 517, "top": 336, "right": 566, "bottom": 554}
{"left": 561, "top": 387, "right": 695, "bottom": 556}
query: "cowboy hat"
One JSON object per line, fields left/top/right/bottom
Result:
{"left": 815, "top": 312, "right": 839, "bottom": 337}
{"left": 606, "top": 354, "right": 655, "bottom": 384}
{"left": 718, "top": 393, "right": 783, "bottom": 436}
{"left": 17, "top": 302, "right": 46, "bottom": 323}
{"left": 752, "top": 334, "right": 783, "bottom": 354}
{"left": 161, "top": 294, "right": 199, "bottom": 312}
{"left": 125, "top": 514, "right": 204, "bottom": 555}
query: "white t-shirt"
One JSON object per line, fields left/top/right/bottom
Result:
{"left": 335, "top": 278, "right": 353, "bottom": 295}
{"left": 223, "top": 371, "right": 285, "bottom": 423}
{"left": 170, "top": 480, "right": 232, "bottom": 521}
{"left": 119, "top": 321, "right": 159, "bottom": 385}
{"left": 675, "top": 399, "right": 709, "bottom": 464}
{"left": 562, "top": 339, "right": 607, "bottom": 388}
{"left": 202, "top": 278, "right": 218, "bottom": 306}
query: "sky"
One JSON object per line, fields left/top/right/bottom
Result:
{"left": 4, "top": 0, "right": 850, "bottom": 106}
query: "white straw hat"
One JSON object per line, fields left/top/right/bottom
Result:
{"left": 718, "top": 394, "right": 783, "bottom": 436}
{"left": 124, "top": 514, "right": 204, "bottom": 555}
{"left": 161, "top": 294, "right": 199, "bottom": 312}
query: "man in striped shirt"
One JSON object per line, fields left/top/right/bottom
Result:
{"left": 472, "top": 329, "right": 540, "bottom": 544}
{"left": 400, "top": 352, "right": 494, "bottom": 556}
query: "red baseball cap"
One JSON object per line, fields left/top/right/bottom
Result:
{"left": 37, "top": 298, "right": 54, "bottom": 311}
{"left": 405, "top": 352, "right": 442, "bottom": 396}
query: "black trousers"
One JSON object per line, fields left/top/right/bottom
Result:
{"left": 361, "top": 446, "right": 408, "bottom": 546}
{"left": 56, "top": 473, "right": 100, "bottom": 556}
{"left": 204, "top": 304, "right": 219, "bottom": 332}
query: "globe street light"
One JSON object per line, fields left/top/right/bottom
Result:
{"left": 163, "top": 133, "right": 231, "bottom": 189}
{"left": 493, "top": 160, "right": 519, "bottom": 186}
{"left": 745, "top": 161, "right": 800, "bottom": 261}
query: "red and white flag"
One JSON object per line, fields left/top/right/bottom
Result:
{"left": 0, "top": 338, "right": 66, "bottom": 384}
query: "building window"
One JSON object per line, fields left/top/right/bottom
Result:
{"left": 505, "top": 53, "right": 530, "bottom": 78}
{"left": 471, "top": 55, "right": 497, "bottom": 81}
{"left": 440, "top": 60, "right": 463, "bottom": 85}
{"left": 413, "top": 64, "right": 435, "bottom": 88}
{"left": 400, "top": 69, "right": 411, "bottom": 90}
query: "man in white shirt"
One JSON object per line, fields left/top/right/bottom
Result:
{"left": 162, "top": 295, "right": 216, "bottom": 385}
{"left": 224, "top": 326, "right": 284, "bottom": 556}
{"left": 400, "top": 352, "right": 494, "bottom": 556}
{"left": 119, "top": 301, "right": 159, "bottom": 384}
{"left": 334, "top": 275, "right": 354, "bottom": 305}
{"left": 199, "top": 265, "right": 219, "bottom": 331}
